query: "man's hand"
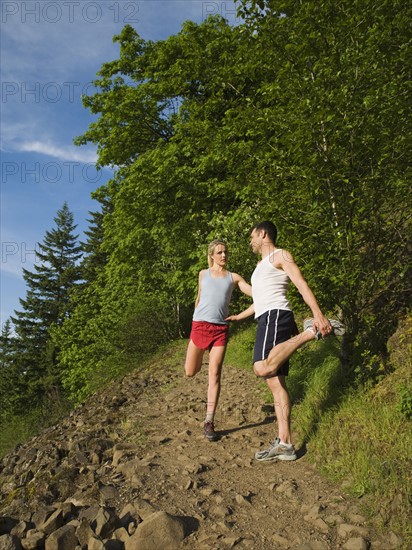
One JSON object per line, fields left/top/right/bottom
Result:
{"left": 313, "top": 314, "right": 332, "bottom": 337}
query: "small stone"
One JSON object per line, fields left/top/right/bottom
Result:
{"left": 235, "top": 494, "right": 250, "bottom": 506}
{"left": 337, "top": 524, "right": 369, "bottom": 538}
{"left": 272, "top": 533, "right": 290, "bottom": 546}
{"left": 342, "top": 537, "right": 368, "bottom": 550}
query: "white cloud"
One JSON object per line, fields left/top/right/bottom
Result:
{"left": 17, "top": 141, "right": 98, "bottom": 163}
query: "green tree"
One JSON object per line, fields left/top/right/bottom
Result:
{"left": 0, "top": 319, "right": 18, "bottom": 421}
{"left": 60, "top": 1, "right": 411, "bottom": 401}
{"left": 234, "top": 0, "right": 411, "bottom": 367}
{"left": 80, "top": 186, "right": 113, "bottom": 285}
{"left": 10, "top": 203, "right": 82, "bottom": 408}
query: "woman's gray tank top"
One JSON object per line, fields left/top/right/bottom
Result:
{"left": 193, "top": 269, "right": 234, "bottom": 325}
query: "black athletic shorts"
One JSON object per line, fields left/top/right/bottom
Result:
{"left": 253, "top": 309, "right": 297, "bottom": 377}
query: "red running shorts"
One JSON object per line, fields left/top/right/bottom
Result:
{"left": 190, "top": 321, "right": 229, "bottom": 351}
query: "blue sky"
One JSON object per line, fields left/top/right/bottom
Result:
{"left": 1, "top": 0, "right": 240, "bottom": 328}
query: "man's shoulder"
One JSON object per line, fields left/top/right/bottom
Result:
{"left": 271, "top": 248, "right": 294, "bottom": 267}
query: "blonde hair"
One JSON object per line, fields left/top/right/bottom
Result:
{"left": 207, "top": 239, "right": 227, "bottom": 267}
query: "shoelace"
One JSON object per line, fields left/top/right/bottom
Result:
{"left": 267, "top": 437, "right": 280, "bottom": 450}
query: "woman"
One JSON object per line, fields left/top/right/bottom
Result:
{"left": 184, "top": 239, "right": 252, "bottom": 441}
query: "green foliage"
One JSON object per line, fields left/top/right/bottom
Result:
{"left": 0, "top": 390, "right": 71, "bottom": 458}
{"left": 70, "top": 1, "right": 410, "bottom": 375}
{"left": 3, "top": 203, "right": 82, "bottom": 415}
{"left": 397, "top": 383, "right": 412, "bottom": 420}
{"left": 224, "top": 323, "right": 257, "bottom": 371}
{"left": 288, "top": 342, "right": 344, "bottom": 440}
{"left": 310, "top": 391, "right": 411, "bottom": 539}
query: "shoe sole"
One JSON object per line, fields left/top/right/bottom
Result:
{"left": 329, "top": 320, "right": 345, "bottom": 336}
{"left": 277, "top": 454, "right": 297, "bottom": 461}
{"left": 255, "top": 453, "right": 297, "bottom": 462}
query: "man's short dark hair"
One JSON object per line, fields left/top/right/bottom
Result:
{"left": 252, "top": 221, "right": 277, "bottom": 244}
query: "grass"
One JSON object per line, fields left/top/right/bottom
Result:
{"left": 0, "top": 391, "right": 72, "bottom": 459}
{"left": 310, "top": 390, "right": 411, "bottom": 542}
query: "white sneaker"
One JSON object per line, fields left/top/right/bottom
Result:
{"left": 303, "top": 318, "right": 346, "bottom": 340}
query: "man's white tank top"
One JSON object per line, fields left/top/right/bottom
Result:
{"left": 251, "top": 249, "right": 291, "bottom": 318}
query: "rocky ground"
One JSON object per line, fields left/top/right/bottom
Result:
{"left": 0, "top": 345, "right": 405, "bottom": 549}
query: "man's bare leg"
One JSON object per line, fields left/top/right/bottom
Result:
{"left": 253, "top": 329, "right": 315, "bottom": 378}
{"left": 266, "top": 375, "right": 292, "bottom": 444}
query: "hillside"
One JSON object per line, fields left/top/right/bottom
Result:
{"left": 0, "top": 341, "right": 405, "bottom": 550}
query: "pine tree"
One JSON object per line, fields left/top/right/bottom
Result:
{"left": 80, "top": 187, "right": 112, "bottom": 284}
{"left": 0, "top": 319, "right": 17, "bottom": 421}
{"left": 10, "top": 203, "right": 82, "bottom": 409}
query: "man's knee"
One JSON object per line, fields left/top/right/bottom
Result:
{"left": 253, "top": 361, "right": 267, "bottom": 377}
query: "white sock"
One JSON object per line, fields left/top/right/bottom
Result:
{"left": 205, "top": 413, "right": 214, "bottom": 423}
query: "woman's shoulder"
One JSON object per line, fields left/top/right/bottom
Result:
{"left": 230, "top": 271, "right": 244, "bottom": 283}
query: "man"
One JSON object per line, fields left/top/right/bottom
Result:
{"left": 227, "top": 221, "right": 345, "bottom": 461}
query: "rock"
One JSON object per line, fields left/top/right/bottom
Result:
{"left": 342, "top": 537, "right": 369, "bottom": 550}
{"left": 39, "top": 509, "right": 64, "bottom": 535}
{"left": 44, "top": 525, "right": 77, "bottom": 550}
{"left": 337, "top": 523, "right": 369, "bottom": 539}
{"left": 31, "top": 508, "right": 55, "bottom": 530}
{"left": 124, "top": 511, "right": 186, "bottom": 550}
{"left": 93, "top": 507, "right": 118, "bottom": 539}
{"left": 324, "top": 514, "right": 344, "bottom": 526}
{"left": 10, "top": 522, "right": 32, "bottom": 539}
{"left": 97, "top": 484, "right": 117, "bottom": 503}
{"left": 77, "top": 505, "right": 101, "bottom": 524}
{"left": 21, "top": 529, "right": 46, "bottom": 550}
{"left": 209, "top": 506, "right": 231, "bottom": 518}
{"left": 234, "top": 494, "right": 251, "bottom": 506}
{"left": 75, "top": 518, "right": 95, "bottom": 547}
{"left": 86, "top": 537, "right": 104, "bottom": 550}
{"left": 271, "top": 533, "right": 290, "bottom": 546}
{"left": 276, "top": 480, "right": 298, "bottom": 497}
{"left": 118, "top": 504, "right": 141, "bottom": 531}
{"left": 303, "top": 504, "right": 322, "bottom": 520}
{"left": 133, "top": 500, "right": 157, "bottom": 521}
{"left": 0, "top": 518, "right": 18, "bottom": 536}
{"left": 0, "top": 534, "right": 22, "bottom": 550}
{"left": 220, "top": 536, "right": 241, "bottom": 548}
{"left": 311, "top": 518, "right": 329, "bottom": 533}
{"left": 112, "top": 527, "right": 129, "bottom": 543}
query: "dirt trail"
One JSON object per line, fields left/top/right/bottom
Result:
{"left": 0, "top": 345, "right": 399, "bottom": 549}
{"left": 100, "top": 348, "right": 391, "bottom": 549}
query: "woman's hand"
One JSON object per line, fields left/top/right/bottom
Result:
{"left": 225, "top": 304, "right": 255, "bottom": 322}
{"left": 225, "top": 315, "right": 239, "bottom": 322}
